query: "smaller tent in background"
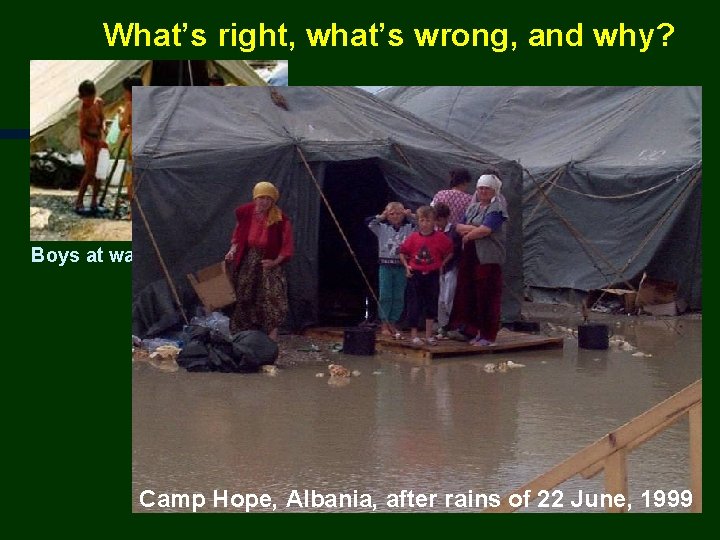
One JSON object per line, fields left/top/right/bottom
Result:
{"left": 132, "top": 86, "right": 524, "bottom": 337}
{"left": 381, "top": 86, "right": 702, "bottom": 310}
{"left": 30, "top": 60, "right": 266, "bottom": 153}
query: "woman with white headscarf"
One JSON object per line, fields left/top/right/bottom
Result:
{"left": 225, "top": 181, "right": 294, "bottom": 341}
{"left": 450, "top": 173, "right": 509, "bottom": 346}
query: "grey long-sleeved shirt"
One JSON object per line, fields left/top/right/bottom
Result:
{"left": 367, "top": 216, "right": 416, "bottom": 265}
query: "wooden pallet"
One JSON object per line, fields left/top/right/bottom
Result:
{"left": 303, "top": 327, "right": 564, "bottom": 361}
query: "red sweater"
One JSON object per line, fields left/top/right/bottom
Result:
{"left": 230, "top": 203, "right": 293, "bottom": 266}
{"left": 399, "top": 230, "right": 453, "bottom": 273}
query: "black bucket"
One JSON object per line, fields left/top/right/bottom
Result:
{"left": 343, "top": 327, "right": 376, "bottom": 356}
{"left": 578, "top": 323, "right": 610, "bottom": 350}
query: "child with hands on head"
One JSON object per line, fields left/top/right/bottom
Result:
{"left": 367, "top": 201, "right": 416, "bottom": 338}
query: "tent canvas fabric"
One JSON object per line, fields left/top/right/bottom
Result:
{"left": 30, "top": 60, "right": 266, "bottom": 153}
{"left": 131, "top": 86, "right": 524, "bottom": 337}
{"left": 381, "top": 86, "right": 702, "bottom": 309}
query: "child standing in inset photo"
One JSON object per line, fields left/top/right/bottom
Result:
{"left": 119, "top": 75, "right": 144, "bottom": 219}
{"left": 75, "top": 79, "right": 107, "bottom": 215}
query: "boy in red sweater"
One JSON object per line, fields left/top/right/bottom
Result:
{"left": 399, "top": 206, "right": 453, "bottom": 346}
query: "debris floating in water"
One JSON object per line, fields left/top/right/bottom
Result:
{"left": 609, "top": 336, "right": 637, "bottom": 352}
{"left": 262, "top": 365, "right": 279, "bottom": 376}
{"left": 328, "top": 364, "right": 350, "bottom": 377}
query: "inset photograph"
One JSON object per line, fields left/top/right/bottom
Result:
{"left": 30, "top": 60, "right": 284, "bottom": 240}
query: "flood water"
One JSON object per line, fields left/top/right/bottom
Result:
{"left": 132, "top": 315, "right": 701, "bottom": 513}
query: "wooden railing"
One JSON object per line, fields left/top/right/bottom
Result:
{"left": 485, "top": 379, "right": 702, "bottom": 513}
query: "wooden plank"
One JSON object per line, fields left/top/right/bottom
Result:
{"left": 580, "top": 405, "right": 690, "bottom": 479}
{"left": 484, "top": 380, "right": 701, "bottom": 512}
{"left": 689, "top": 403, "right": 702, "bottom": 513}
{"left": 603, "top": 450, "right": 628, "bottom": 513}
{"left": 303, "top": 327, "right": 563, "bottom": 360}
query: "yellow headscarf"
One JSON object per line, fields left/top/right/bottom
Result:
{"left": 252, "top": 181, "right": 282, "bottom": 227}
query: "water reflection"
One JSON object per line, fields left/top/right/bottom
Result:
{"left": 575, "top": 349, "right": 609, "bottom": 374}
{"left": 133, "top": 317, "right": 701, "bottom": 513}
{"left": 373, "top": 361, "right": 522, "bottom": 486}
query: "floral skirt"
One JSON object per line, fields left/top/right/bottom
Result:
{"left": 230, "top": 248, "right": 288, "bottom": 334}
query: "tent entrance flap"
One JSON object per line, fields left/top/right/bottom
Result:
{"left": 318, "top": 159, "right": 391, "bottom": 326}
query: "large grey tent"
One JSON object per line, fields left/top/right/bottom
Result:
{"left": 381, "top": 87, "right": 702, "bottom": 309}
{"left": 131, "top": 86, "right": 523, "bottom": 337}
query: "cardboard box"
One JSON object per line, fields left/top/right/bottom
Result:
{"left": 600, "top": 288, "right": 638, "bottom": 313}
{"left": 187, "top": 261, "right": 236, "bottom": 312}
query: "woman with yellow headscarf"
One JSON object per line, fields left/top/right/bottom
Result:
{"left": 225, "top": 181, "right": 294, "bottom": 341}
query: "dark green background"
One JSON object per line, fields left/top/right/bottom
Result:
{"left": 9, "top": 2, "right": 707, "bottom": 525}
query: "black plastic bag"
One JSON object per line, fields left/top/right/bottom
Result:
{"left": 231, "top": 330, "right": 279, "bottom": 369}
{"left": 177, "top": 326, "right": 278, "bottom": 373}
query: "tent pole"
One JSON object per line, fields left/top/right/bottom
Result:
{"left": 391, "top": 143, "right": 413, "bottom": 169}
{"left": 135, "top": 193, "right": 189, "bottom": 326}
{"left": 99, "top": 133, "right": 128, "bottom": 207}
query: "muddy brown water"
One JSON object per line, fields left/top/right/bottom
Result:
{"left": 132, "top": 314, "right": 701, "bottom": 513}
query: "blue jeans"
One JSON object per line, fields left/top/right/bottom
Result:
{"left": 378, "top": 264, "right": 407, "bottom": 323}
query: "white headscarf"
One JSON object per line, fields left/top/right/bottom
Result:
{"left": 476, "top": 174, "right": 502, "bottom": 192}
{"left": 471, "top": 174, "right": 508, "bottom": 214}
